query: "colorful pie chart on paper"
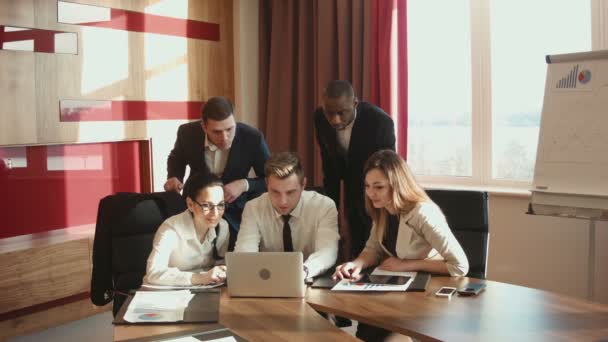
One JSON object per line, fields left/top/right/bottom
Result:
{"left": 138, "top": 313, "right": 163, "bottom": 321}
{"left": 578, "top": 69, "right": 591, "bottom": 84}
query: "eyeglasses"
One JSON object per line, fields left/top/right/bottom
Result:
{"left": 194, "top": 200, "right": 226, "bottom": 212}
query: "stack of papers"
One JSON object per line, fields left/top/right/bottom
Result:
{"left": 123, "top": 290, "right": 195, "bottom": 323}
{"left": 331, "top": 268, "right": 416, "bottom": 292}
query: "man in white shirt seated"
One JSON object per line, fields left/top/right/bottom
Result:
{"left": 234, "top": 152, "right": 339, "bottom": 279}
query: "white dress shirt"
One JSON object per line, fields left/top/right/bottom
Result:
{"left": 336, "top": 111, "right": 356, "bottom": 156}
{"left": 234, "top": 190, "right": 339, "bottom": 278}
{"left": 363, "top": 201, "right": 469, "bottom": 277}
{"left": 204, "top": 135, "right": 229, "bottom": 176}
{"left": 144, "top": 210, "right": 229, "bottom": 285}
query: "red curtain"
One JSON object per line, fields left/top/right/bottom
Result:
{"left": 370, "top": 0, "right": 408, "bottom": 159}
{"left": 258, "top": 0, "right": 408, "bottom": 182}
{"left": 258, "top": 0, "right": 374, "bottom": 185}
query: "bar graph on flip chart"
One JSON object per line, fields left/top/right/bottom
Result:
{"left": 532, "top": 50, "right": 608, "bottom": 201}
{"left": 555, "top": 64, "right": 580, "bottom": 88}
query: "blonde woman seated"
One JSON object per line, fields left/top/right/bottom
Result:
{"left": 333, "top": 150, "right": 469, "bottom": 342}
{"left": 144, "top": 173, "right": 229, "bottom": 286}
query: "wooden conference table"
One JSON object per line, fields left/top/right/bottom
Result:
{"left": 115, "top": 277, "right": 608, "bottom": 342}
{"left": 113, "top": 289, "right": 358, "bottom": 342}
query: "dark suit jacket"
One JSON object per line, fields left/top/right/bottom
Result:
{"left": 314, "top": 102, "right": 395, "bottom": 256}
{"left": 167, "top": 121, "right": 270, "bottom": 231}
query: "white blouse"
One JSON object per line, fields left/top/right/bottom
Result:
{"left": 144, "top": 210, "right": 229, "bottom": 285}
{"left": 363, "top": 201, "right": 469, "bottom": 277}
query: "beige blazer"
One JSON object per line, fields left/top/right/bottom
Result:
{"left": 363, "top": 201, "right": 469, "bottom": 276}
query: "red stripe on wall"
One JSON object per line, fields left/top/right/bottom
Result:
{"left": 0, "top": 141, "right": 148, "bottom": 239}
{"left": 74, "top": 8, "right": 219, "bottom": 41}
{"left": 0, "top": 26, "right": 58, "bottom": 53}
{"left": 60, "top": 100, "right": 204, "bottom": 121}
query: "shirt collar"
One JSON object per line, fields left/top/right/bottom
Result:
{"left": 346, "top": 109, "right": 357, "bottom": 130}
{"left": 174, "top": 210, "right": 217, "bottom": 242}
{"left": 204, "top": 135, "right": 218, "bottom": 152}
{"left": 272, "top": 192, "right": 305, "bottom": 220}
{"left": 336, "top": 108, "right": 357, "bottom": 132}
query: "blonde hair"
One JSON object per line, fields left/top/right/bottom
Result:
{"left": 264, "top": 152, "right": 304, "bottom": 183}
{"left": 363, "top": 150, "right": 430, "bottom": 242}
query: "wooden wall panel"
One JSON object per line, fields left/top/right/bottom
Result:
{"left": 0, "top": 1, "right": 37, "bottom": 146}
{"left": 1, "top": 0, "right": 234, "bottom": 145}
{"left": 189, "top": 0, "right": 234, "bottom": 99}
{"left": 0, "top": 0, "right": 35, "bottom": 26}
{"left": 0, "top": 238, "right": 90, "bottom": 312}
{"left": 0, "top": 52, "right": 37, "bottom": 146}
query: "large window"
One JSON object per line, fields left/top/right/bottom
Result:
{"left": 407, "top": 0, "right": 593, "bottom": 187}
{"left": 407, "top": 0, "right": 472, "bottom": 177}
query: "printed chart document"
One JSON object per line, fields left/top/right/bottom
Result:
{"left": 141, "top": 282, "right": 224, "bottom": 290}
{"left": 161, "top": 336, "right": 237, "bottom": 342}
{"left": 332, "top": 268, "right": 415, "bottom": 292}
{"left": 123, "top": 290, "right": 195, "bottom": 323}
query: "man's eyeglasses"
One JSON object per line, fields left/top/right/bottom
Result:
{"left": 194, "top": 201, "right": 226, "bottom": 212}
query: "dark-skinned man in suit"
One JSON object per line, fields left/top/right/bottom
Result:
{"left": 314, "top": 80, "right": 396, "bottom": 262}
{"left": 165, "top": 96, "right": 270, "bottom": 250}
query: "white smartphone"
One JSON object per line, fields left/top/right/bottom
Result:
{"left": 435, "top": 286, "right": 457, "bottom": 298}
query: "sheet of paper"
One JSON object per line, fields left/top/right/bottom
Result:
{"left": 161, "top": 336, "right": 237, "bottom": 342}
{"left": 123, "top": 290, "right": 195, "bottom": 323}
{"left": 371, "top": 267, "right": 417, "bottom": 278}
{"left": 141, "top": 282, "right": 224, "bottom": 290}
{"left": 331, "top": 278, "right": 413, "bottom": 292}
{"left": 123, "top": 308, "right": 185, "bottom": 323}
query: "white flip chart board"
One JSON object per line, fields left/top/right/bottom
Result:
{"left": 531, "top": 50, "right": 608, "bottom": 218}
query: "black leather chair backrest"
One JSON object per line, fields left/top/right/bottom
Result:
{"left": 425, "top": 190, "right": 489, "bottom": 279}
{"left": 111, "top": 197, "right": 167, "bottom": 291}
{"left": 91, "top": 191, "right": 186, "bottom": 315}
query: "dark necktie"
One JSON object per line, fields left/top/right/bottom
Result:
{"left": 282, "top": 215, "right": 294, "bottom": 252}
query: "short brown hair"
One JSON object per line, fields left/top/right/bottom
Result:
{"left": 202, "top": 96, "right": 234, "bottom": 122}
{"left": 264, "top": 152, "right": 304, "bottom": 183}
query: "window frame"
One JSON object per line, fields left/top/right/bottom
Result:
{"left": 411, "top": 0, "right": 603, "bottom": 191}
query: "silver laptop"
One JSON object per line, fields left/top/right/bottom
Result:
{"left": 225, "top": 252, "right": 305, "bottom": 298}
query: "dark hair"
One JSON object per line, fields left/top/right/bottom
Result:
{"left": 183, "top": 172, "right": 223, "bottom": 200}
{"left": 202, "top": 96, "right": 234, "bottom": 122}
{"left": 324, "top": 80, "right": 355, "bottom": 98}
{"left": 264, "top": 152, "right": 305, "bottom": 183}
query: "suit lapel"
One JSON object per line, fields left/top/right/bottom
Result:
{"left": 223, "top": 123, "right": 241, "bottom": 181}
{"left": 194, "top": 122, "right": 207, "bottom": 169}
{"left": 322, "top": 118, "right": 339, "bottom": 156}
{"left": 347, "top": 109, "right": 364, "bottom": 162}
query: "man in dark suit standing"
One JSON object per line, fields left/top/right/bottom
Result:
{"left": 314, "top": 80, "right": 395, "bottom": 260}
{"left": 165, "top": 96, "right": 270, "bottom": 250}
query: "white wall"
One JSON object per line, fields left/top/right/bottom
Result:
{"left": 487, "top": 193, "right": 608, "bottom": 303}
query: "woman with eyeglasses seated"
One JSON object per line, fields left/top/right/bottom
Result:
{"left": 144, "top": 172, "right": 229, "bottom": 286}
{"left": 333, "top": 150, "right": 469, "bottom": 342}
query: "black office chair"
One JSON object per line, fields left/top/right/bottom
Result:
{"left": 425, "top": 189, "right": 489, "bottom": 279}
{"left": 90, "top": 191, "right": 186, "bottom": 315}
